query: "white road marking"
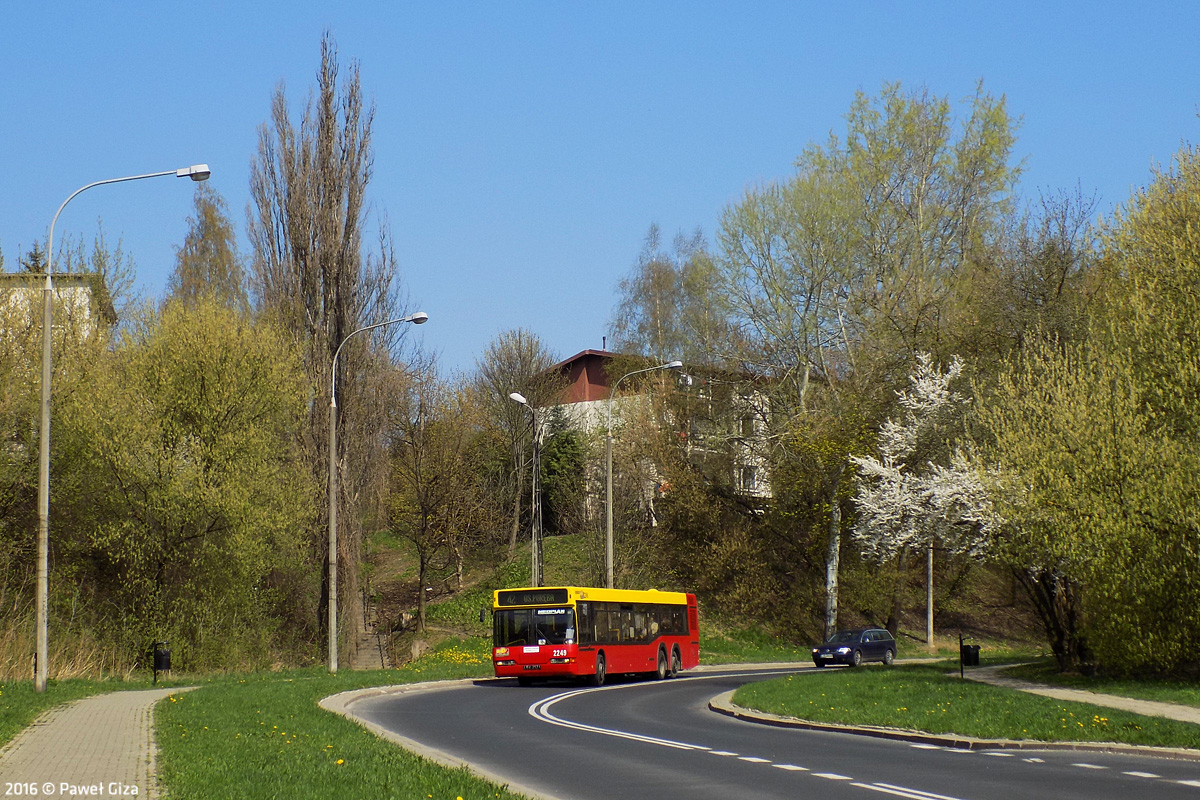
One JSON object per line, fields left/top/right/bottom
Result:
{"left": 814, "top": 772, "right": 853, "bottom": 780}
{"left": 739, "top": 756, "right": 770, "bottom": 763}
{"left": 1072, "top": 763, "right": 1107, "bottom": 770}
{"left": 982, "top": 751, "right": 1015, "bottom": 757}
{"left": 910, "top": 743, "right": 942, "bottom": 750}
{"left": 854, "top": 783, "right": 968, "bottom": 800}
{"left": 1123, "top": 771, "right": 1160, "bottom": 778}
{"left": 773, "top": 764, "right": 808, "bottom": 771}
{"left": 1024, "top": 757, "right": 1045, "bottom": 763}
{"left": 529, "top": 688, "right": 712, "bottom": 751}
{"left": 710, "top": 750, "right": 738, "bottom": 756}
{"left": 1178, "top": 779, "right": 1200, "bottom": 787}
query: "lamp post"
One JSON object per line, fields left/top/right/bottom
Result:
{"left": 605, "top": 360, "right": 682, "bottom": 589}
{"left": 327, "top": 312, "right": 428, "bottom": 673}
{"left": 35, "top": 164, "right": 210, "bottom": 693}
{"left": 509, "top": 392, "right": 542, "bottom": 587}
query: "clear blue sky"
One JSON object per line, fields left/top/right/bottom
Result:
{"left": 3, "top": 3, "right": 1197, "bottom": 373}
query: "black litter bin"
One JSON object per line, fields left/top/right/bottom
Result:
{"left": 960, "top": 643, "right": 980, "bottom": 667}
{"left": 153, "top": 641, "right": 171, "bottom": 684}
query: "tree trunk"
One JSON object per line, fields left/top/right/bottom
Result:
{"left": 887, "top": 546, "right": 908, "bottom": 639}
{"left": 926, "top": 543, "right": 935, "bottom": 650}
{"left": 823, "top": 466, "right": 844, "bottom": 640}
{"left": 416, "top": 554, "right": 428, "bottom": 635}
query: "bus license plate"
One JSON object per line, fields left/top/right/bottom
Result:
{"left": 523, "top": 665, "right": 541, "bottom": 670}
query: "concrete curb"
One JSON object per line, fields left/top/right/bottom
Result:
{"left": 708, "top": 690, "right": 1200, "bottom": 762}
{"left": 319, "top": 679, "right": 561, "bottom": 800}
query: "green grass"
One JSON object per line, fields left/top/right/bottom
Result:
{"left": 155, "top": 637, "right": 524, "bottom": 800}
{"left": 733, "top": 661, "right": 1200, "bottom": 749}
{"left": 1005, "top": 660, "right": 1200, "bottom": 708}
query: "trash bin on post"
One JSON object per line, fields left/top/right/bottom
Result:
{"left": 153, "top": 641, "right": 171, "bottom": 685}
{"left": 961, "top": 643, "right": 980, "bottom": 667}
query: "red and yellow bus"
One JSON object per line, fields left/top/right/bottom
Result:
{"left": 491, "top": 586, "right": 699, "bottom": 686}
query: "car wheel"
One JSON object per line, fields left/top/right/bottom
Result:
{"left": 883, "top": 649, "right": 895, "bottom": 666}
{"left": 590, "top": 652, "right": 607, "bottom": 687}
{"left": 655, "top": 649, "right": 668, "bottom": 680}
{"left": 850, "top": 649, "right": 862, "bottom": 667}
{"left": 669, "top": 647, "right": 682, "bottom": 678}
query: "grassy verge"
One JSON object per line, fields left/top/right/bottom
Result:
{"left": 700, "top": 620, "right": 810, "bottom": 665}
{"left": 155, "top": 637, "right": 526, "bottom": 800}
{"left": 732, "top": 662, "right": 1200, "bottom": 749}
{"left": 1005, "top": 660, "right": 1200, "bottom": 708}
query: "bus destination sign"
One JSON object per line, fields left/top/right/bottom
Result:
{"left": 497, "top": 589, "right": 569, "bottom": 607}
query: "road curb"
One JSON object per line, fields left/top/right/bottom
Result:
{"left": 708, "top": 691, "right": 1200, "bottom": 762}
{"left": 319, "top": 679, "right": 562, "bottom": 800}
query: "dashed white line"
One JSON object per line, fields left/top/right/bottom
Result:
{"left": 1024, "top": 757, "right": 1045, "bottom": 763}
{"left": 710, "top": 750, "right": 738, "bottom": 757}
{"left": 773, "top": 764, "right": 808, "bottom": 771}
{"left": 814, "top": 772, "right": 853, "bottom": 780}
{"left": 738, "top": 756, "right": 770, "bottom": 763}
{"left": 1178, "top": 779, "right": 1200, "bottom": 788}
{"left": 1072, "top": 763, "right": 1108, "bottom": 770}
{"left": 910, "top": 743, "right": 941, "bottom": 750}
{"left": 1124, "top": 771, "right": 1160, "bottom": 779}
{"left": 982, "top": 751, "right": 1015, "bottom": 757}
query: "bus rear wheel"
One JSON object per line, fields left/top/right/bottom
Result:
{"left": 669, "top": 647, "right": 682, "bottom": 678}
{"left": 654, "top": 649, "right": 668, "bottom": 680}
{"left": 590, "top": 653, "right": 607, "bottom": 687}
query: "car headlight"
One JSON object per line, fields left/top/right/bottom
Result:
{"left": 836, "top": 647, "right": 851, "bottom": 654}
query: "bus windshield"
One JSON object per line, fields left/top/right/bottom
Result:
{"left": 494, "top": 607, "right": 576, "bottom": 647}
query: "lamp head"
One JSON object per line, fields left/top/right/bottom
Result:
{"left": 665, "top": 360, "right": 684, "bottom": 370}
{"left": 408, "top": 312, "right": 429, "bottom": 324}
{"left": 509, "top": 392, "right": 528, "bottom": 406}
{"left": 177, "top": 164, "right": 211, "bottom": 182}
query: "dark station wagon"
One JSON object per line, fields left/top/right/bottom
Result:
{"left": 812, "top": 628, "right": 896, "bottom": 667}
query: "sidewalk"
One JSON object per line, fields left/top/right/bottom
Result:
{"left": 963, "top": 664, "right": 1200, "bottom": 725}
{"left": 0, "top": 687, "right": 186, "bottom": 798}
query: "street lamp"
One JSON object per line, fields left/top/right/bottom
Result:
{"left": 509, "top": 392, "right": 542, "bottom": 588}
{"left": 35, "top": 164, "right": 210, "bottom": 693}
{"left": 327, "top": 311, "right": 428, "bottom": 673}
{"left": 605, "top": 360, "right": 683, "bottom": 589}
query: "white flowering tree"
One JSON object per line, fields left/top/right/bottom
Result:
{"left": 851, "top": 354, "right": 999, "bottom": 647}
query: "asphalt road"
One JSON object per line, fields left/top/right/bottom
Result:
{"left": 352, "top": 667, "right": 1200, "bottom": 800}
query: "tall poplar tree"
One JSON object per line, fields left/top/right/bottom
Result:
{"left": 248, "top": 33, "right": 407, "bottom": 657}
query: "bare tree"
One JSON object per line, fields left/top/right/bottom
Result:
{"left": 389, "top": 363, "right": 490, "bottom": 633}
{"left": 248, "top": 33, "right": 407, "bottom": 658}
{"left": 472, "top": 330, "right": 561, "bottom": 556}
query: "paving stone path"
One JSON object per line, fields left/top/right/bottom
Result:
{"left": 964, "top": 664, "right": 1200, "bottom": 725}
{"left": 0, "top": 687, "right": 187, "bottom": 798}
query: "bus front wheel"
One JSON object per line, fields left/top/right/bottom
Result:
{"left": 590, "top": 653, "right": 607, "bottom": 687}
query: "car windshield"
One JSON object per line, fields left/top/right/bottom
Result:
{"left": 827, "top": 630, "right": 861, "bottom": 644}
{"left": 494, "top": 607, "right": 576, "bottom": 647}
